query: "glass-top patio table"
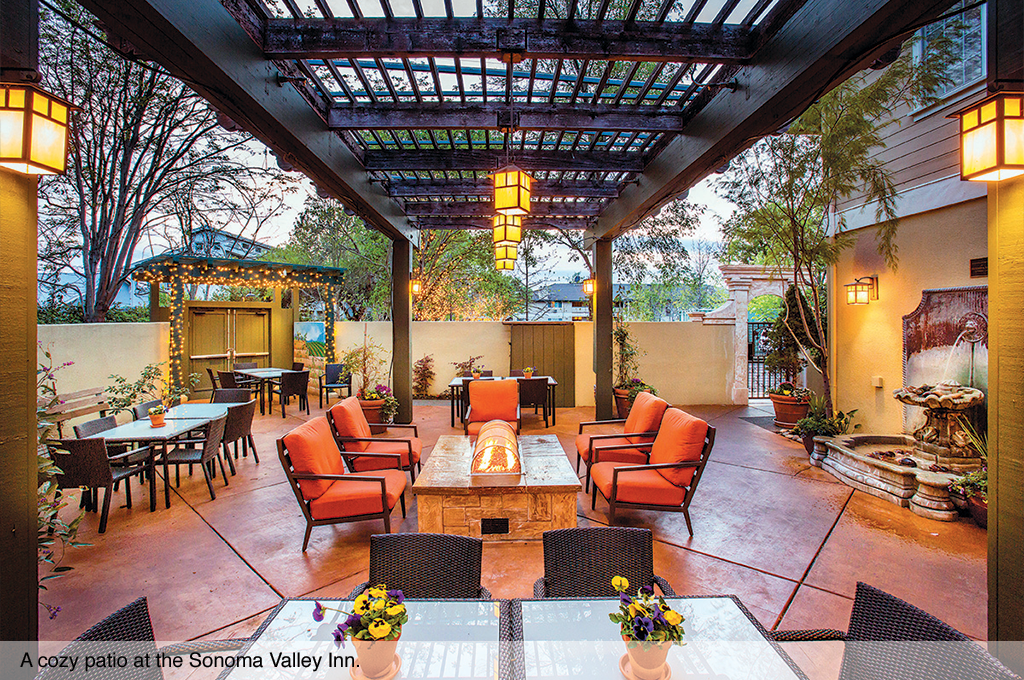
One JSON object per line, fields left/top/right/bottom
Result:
{"left": 235, "top": 368, "right": 298, "bottom": 414}
{"left": 164, "top": 403, "right": 233, "bottom": 419}
{"left": 447, "top": 376, "right": 559, "bottom": 428}
{"left": 216, "top": 597, "right": 805, "bottom": 679}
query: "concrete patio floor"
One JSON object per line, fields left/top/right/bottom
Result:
{"left": 38, "top": 398, "right": 987, "bottom": 679}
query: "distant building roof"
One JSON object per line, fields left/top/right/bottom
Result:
{"left": 177, "top": 226, "right": 271, "bottom": 260}
{"left": 536, "top": 282, "right": 633, "bottom": 303}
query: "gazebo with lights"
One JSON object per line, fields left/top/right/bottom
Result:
{"left": 133, "top": 254, "right": 346, "bottom": 391}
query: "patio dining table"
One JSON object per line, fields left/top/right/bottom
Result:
{"left": 216, "top": 596, "right": 806, "bottom": 680}
{"left": 235, "top": 367, "right": 297, "bottom": 414}
{"left": 164, "top": 403, "right": 232, "bottom": 419}
{"left": 448, "top": 376, "right": 559, "bottom": 428}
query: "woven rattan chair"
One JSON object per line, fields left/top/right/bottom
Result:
{"left": 772, "top": 582, "right": 1020, "bottom": 679}
{"left": 50, "top": 438, "right": 152, "bottom": 534}
{"left": 233, "top": 361, "right": 258, "bottom": 370}
{"left": 272, "top": 370, "right": 310, "bottom": 418}
{"left": 73, "top": 415, "right": 149, "bottom": 497}
{"left": 220, "top": 399, "right": 259, "bottom": 474}
{"left": 319, "top": 362, "right": 352, "bottom": 408}
{"left": 206, "top": 367, "right": 220, "bottom": 392}
{"left": 131, "top": 399, "right": 163, "bottom": 421}
{"left": 533, "top": 527, "right": 676, "bottom": 598}
{"left": 519, "top": 376, "right": 550, "bottom": 428}
{"left": 162, "top": 415, "right": 228, "bottom": 500}
{"left": 510, "top": 369, "right": 525, "bottom": 377}
{"left": 211, "top": 388, "right": 252, "bottom": 403}
{"left": 292, "top": 361, "right": 305, "bottom": 371}
{"left": 37, "top": 597, "right": 247, "bottom": 680}
{"left": 218, "top": 370, "right": 239, "bottom": 388}
{"left": 348, "top": 533, "right": 492, "bottom": 599}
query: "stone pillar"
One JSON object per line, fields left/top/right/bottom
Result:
{"left": 731, "top": 282, "right": 750, "bottom": 405}
{"left": 594, "top": 239, "right": 614, "bottom": 420}
{"left": 392, "top": 238, "right": 413, "bottom": 423}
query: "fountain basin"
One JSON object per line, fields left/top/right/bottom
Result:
{"left": 815, "top": 434, "right": 972, "bottom": 522}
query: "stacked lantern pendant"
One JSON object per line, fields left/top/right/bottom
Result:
{"left": 491, "top": 166, "right": 531, "bottom": 270}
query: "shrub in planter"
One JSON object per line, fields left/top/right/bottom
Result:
{"left": 793, "top": 396, "right": 857, "bottom": 454}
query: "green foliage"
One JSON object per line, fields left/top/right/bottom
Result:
{"left": 748, "top": 295, "right": 783, "bottom": 322}
{"left": 767, "top": 381, "right": 812, "bottom": 399}
{"left": 613, "top": 322, "right": 648, "bottom": 389}
{"left": 38, "top": 300, "right": 150, "bottom": 324}
{"left": 413, "top": 355, "right": 435, "bottom": 398}
{"left": 339, "top": 333, "right": 391, "bottom": 399}
{"left": 764, "top": 285, "right": 824, "bottom": 380}
{"left": 764, "top": 312, "right": 806, "bottom": 383}
{"left": 106, "top": 361, "right": 200, "bottom": 414}
{"left": 949, "top": 415, "right": 988, "bottom": 501}
{"left": 451, "top": 355, "right": 485, "bottom": 378}
{"left": 794, "top": 396, "right": 858, "bottom": 437}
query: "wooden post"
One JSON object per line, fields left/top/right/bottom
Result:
{"left": 169, "top": 277, "right": 185, "bottom": 393}
{"left": 325, "top": 285, "right": 336, "bottom": 363}
{"left": 0, "top": 0, "right": 41, "bottom": 652}
{"left": 594, "top": 239, "right": 613, "bottom": 420}
{"left": 392, "top": 239, "right": 413, "bottom": 423}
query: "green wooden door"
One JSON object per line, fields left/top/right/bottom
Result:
{"left": 509, "top": 323, "right": 575, "bottom": 407}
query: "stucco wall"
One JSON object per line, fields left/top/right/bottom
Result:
{"left": 628, "top": 322, "right": 735, "bottom": 406}
{"left": 832, "top": 198, "right": 988, "bottom": 434}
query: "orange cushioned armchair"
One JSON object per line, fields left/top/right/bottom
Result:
{"left": 464, "top": 379, "right": 520, "bottom": 436}
{"left": 327, "top": 396, "right": 422, "bottom": 482}
{"left": 591, "top": 408, "right": 715, "bottom": 535}
{"left": 575, "top": 391, "right": 669, "bottom": 492}
{"left": 278, "top": 416, "right": 407, "bottom": 551}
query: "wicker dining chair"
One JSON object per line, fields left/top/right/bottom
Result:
{"left": 510, "top": 369, "right": 525, "bottom": 377}
{"left": 533, "top": 527, "right": 676, "bottom": 598}
{"left": 233, "top": 361, "right": 258, "bottom": 370}
{"left": 211, "top": 388, "right": 252, "bottom": 403}
{"left": 220, "top": 399, "right": 259, "bottom": 474}
{"left": 206, "top": 367, "right": 220, "bottom": 392}
{"left": 49, "top": 438, "right": 152, "bottom": 534}
{"left": 73, "top": 415, "right": 149, "bottom": 500}
{"left": 37, "top": 597, "right": 248, "bottom": 680}
{"left": 519, "top": 376, "right": 550, "bottom": 427}
{"left": 319, "top": 362, "right": 352, "bottom": 408}
{"left": 218, "top": 370, "right": 239, "bottom": 388}
{"left": 162, "top": 415, "right": 228, "bottom": 500}
{"left": 348, "top": 533, "right": 492, "bottom": 599}
{"left": 772, "top": 582, "right": 1020, "bottom": 679}
{"left": 272, "top": 370, "right": 310, "bottom": 417}
{"left": 131, "top": 399, "right": 163, "bottom": 421}
{"left": 292, "top": 361, "right": 305, "bottom": 371}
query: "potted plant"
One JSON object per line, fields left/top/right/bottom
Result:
{"left": 472, "top": 367, "right": 483, "bottom": 380}
{"left": 949, "top": 415, "right": 988, "bottom": 528}
{"left": 768, "top": 382, "right": 812, "bottom": 429}
{"left": 361, "top": 384, "right": 400, "bottom": 433}
{"left": 523, "top": 366, "right": 536, "bottom": 379}
{"left": 763, "top": 299, "right": 814, "bottom": 427}
{"left": 793, "top": 396, "right": 857, "bottom": 455}
{"left": 610, "top": 576, "right": 685, "bottom": 680}
{"left": 340, "top": 328, "right": 393, "bottom": 425}
{"left": 613, "top": 322, "right": 655, "bottom": 418}
{"left": 313, "top": 586, "right": 408, "bottom": 679}
{"left": 147, "top": 404, "right": 167, "bottom": 428}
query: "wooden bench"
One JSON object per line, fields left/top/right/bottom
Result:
{"left": 43, "top": 387, "right": 109, "bottom": 437}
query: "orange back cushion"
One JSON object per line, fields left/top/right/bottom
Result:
{"left": 282, "top": 417, "right": 345, "bottom": 500}
{"left": 329, "top": 397, "right": 373, "bottom": 453}
{"left": 649, "top": 408, "right": 709, "bottom": 487}
{"left": 468, "top": 380, "right": 519, "bottom": 422}
{"left": 624, "top": 391, "right": 669, "bottom": 444}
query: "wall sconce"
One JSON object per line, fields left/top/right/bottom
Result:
{"left": 410, "top": 279, "right": 422, "bottom": 296}
{"left": 951, "top": 93, "right": 1024, "bottom": 182}
{"left": 0, "top": 84, "right": 74, "bottom": 175}
{"left": 581, "top": 278, "right": 596, "bottom": 296}
{"left": 845, "top": 276, "right": 878, "bottom": 305}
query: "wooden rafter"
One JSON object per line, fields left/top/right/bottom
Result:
{"left": 363, "top": 149, "right": 644, "bottom": 172}
{"left": 414, "top": 216, "right": 593, "bottom": 230}
{"left": 387, "top": 179, "right": 622, "bottom": 198}
{"left": 403, "top": 201, "right": 603, "bottom": 217}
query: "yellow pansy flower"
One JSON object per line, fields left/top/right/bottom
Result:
{"left": 371, "top": 598, "right": 386, "bottom": 611}
{"left": 368, "top": 619, "right": 392, "bottom": 639}
{"left": 663, "top": 610, "right": 683, "bottom": 626}
{"left": 386, "top": 604, "right": 405, "bottom": 617}
{"left": 368, "top": 587, "right": 387, "bottom": 599}
{"left": 354, "top": 593, "right": 369, "bottom": 614}
{"left": 611, "top": 576, "right": 629, "bottom": 592}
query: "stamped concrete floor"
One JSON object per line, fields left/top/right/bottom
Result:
{"left": 39, "top": 399, "right": 987, "bottom": 679}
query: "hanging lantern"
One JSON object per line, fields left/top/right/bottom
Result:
{"left": 952, "top": 93, "right": 1024, "bottom": 182}
{"left": 581, "top": 278, "right": 596, "bottom": 296}
{"left": 495, "top": 243, "right": 518, "bottom": 261}
{"left": 495, "top": 258, "right": 515, "bottom": 271}
{"left": 0, "top": 84, "right": 74, "bottom": 175}
{"left": 492, "top": 165, "right": 532, "bottom": 216}
{"left": 493, "top": 214, "right": 522, "bottom": 246}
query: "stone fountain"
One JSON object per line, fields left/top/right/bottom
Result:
{"left": 814, "top": 292, "right": 987, "bottom": 522}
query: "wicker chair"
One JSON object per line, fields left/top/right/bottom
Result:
{"left": 510, "top": 369, "right": 525, "bottom": 377}
{"left": 219, "top": 399, "right": 259, "bottom": 474}
{"left": 576, "top": 391, "right": 669, "bottom": 492}
{"left": 348, "top": 533, "right": 492, "bottom": 599}
{"left": 292, "top": 361, "right": 305, "bottom": 371}
{"left": 278, "top": 417, "right": 407, "bottom": 551}
{"left": 211, "top": 388, "right": 252, "bottom": 403}
{"left": 328, "top": 396, "right": 422, "bottom": 482}
{"left": 132, "top": 399, "right": 163, "bottom": 421}
{"left": 233, "top": 362, "right": 258, "bottom": 370}
{"left": 206, "top": 367, "right": 220, "bottom": 392}
{"left": 319, "top": 362, "right": 352, "bottom": 408}
{"left": 49, "top": 438, "right": 152, "bottom": 534}
{"left": 74, "top": 415, "right": 149, "bottom": 469}
{"left": 37, "top": 597, "right": 247, "bottom": 680}
{"left": 533, "top": 527, "right": 676, "bottom": 598}
{"left": 162, "top": 415, "right": 228, "bottom": 500}
{"left": 519, "top": 376, "right": 550, "bottom": 428}
{"left": 771, "top": 582, "right": 1020, "bottom": 679}
{"left": 272, "top": 370, "right": 310, "bottom": 418}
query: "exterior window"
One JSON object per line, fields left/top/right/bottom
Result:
{"left": 919, "top": 1, "right": 984, "bottom": 99}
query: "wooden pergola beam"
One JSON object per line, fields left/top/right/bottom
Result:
{"left": 364, "top": 149, "right": 644, "bottom": 172}
{"left": 264, "top": 18, "right": 754, "bottom": 63}
{"left": 414, "top": 216, "right": 593, "bottom": 230}
{"left": 404, "top": 201, "right": 603, "bottom": 217}
{"left": 78, "top": 0, "right": 418, "bottom": 245}
{"left": 330, "top": 103, "right": 686, "bottom": 132}
{"left": 589, "top": 0, "right": 962, "bottom": 241}
{"left": 388, "top": 179, "right": 622, "bottom": 199}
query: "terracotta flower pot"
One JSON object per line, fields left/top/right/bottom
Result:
{"left": 769, "top": 393, "right": 810, "bottom": 428}
{"left": 523, "top": 371, "right": 534, "bottom": 379}
{"left": 359, "top": 398, "right": 389, "bottom": 435}
{"left": 149, "top": 412, "right": 166, "bottom": 428}
{"left": 472, "top": 372, "right": 482, "bottom": 379}
{"left": 613, "top": 388, "right": 633, "bottom": 419}
{"left": 622, "top": 638, "right": 672, "bottom": 680}
{"left": 967, "top": 495, "right": 988, "bottom": 529}
{"left": 351, "top": 637, "right": 399, "bottom": 679}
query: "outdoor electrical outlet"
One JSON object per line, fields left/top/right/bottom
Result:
{"left": 872, "top": 376, "right": 884, "bottom": 388}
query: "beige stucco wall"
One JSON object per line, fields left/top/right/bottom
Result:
{"left": 628, "top": 322, "right": 735, "bottom": 406}
{"left": 574, "top": 322, "right": 595, "bottom": 406}
{"left": 832, "top": 198, "right": 988, "bottom": 434}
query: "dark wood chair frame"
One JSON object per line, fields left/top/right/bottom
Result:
{"left": 326, "top": 408, "right": 422, "bottom": 483}
{"left": 591, "top": 425, "right": 716, "bottom": 535}
{"left": 576, "top": 421, "right": 660, "bottom": 492}
{"left": 277, "top": 438, "right": 407, "bottom": 551}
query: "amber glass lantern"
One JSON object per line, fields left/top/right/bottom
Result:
{"left": 410, "top": 279, "right": 422, "bottom": 296}
{"left": 844, "top": 276, "right": 877, "bottom": 305}
{"left": 492, "top": 165, "right": 532, "bottom": 216}
{"left": 0, "top": 84, "right": 73, "bottom": 175}
{"left": 952, "top": 93, "right": 1024, "bottom": 182}
{"left": 492, "top": 213, "right": 522, "bottom": 246}
{"left": 581, "top": 278, "right": 596, "bottom": 296}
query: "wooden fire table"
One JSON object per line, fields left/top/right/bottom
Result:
{"left": 413, "top": 434, "right": 581, "bottom": 541}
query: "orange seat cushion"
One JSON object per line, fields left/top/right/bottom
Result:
{"left": 468, "top": 380, "right": 519, "bottom": 422}
{"left": 574, "top": 433, "right": 649, "bottom": 463}
{"left": 623, "top": 391, "right": 669, "bottom": 444}
{"left": 591, "top": 462, "right": 687, "bottom": 506}
{"left": 467, "top": 419, "right": 517, "bottom": 437}
{"left": 347, "top": 437, "right": 422, "bottom": 471}
{"left": 309, "top": 470, "right": 407, "bottom": 520}
{"left": 649, "top": 408, "right": 709, "bottom": 487}
{"left": 282, "top": 417, "right": 346, "bottom": 500}
{"left": 328, "top": 397, "right": 373, "bottom": 452}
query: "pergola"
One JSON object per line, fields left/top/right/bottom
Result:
{"left": 132, "top": 254, "right": 347, "bottom": 387}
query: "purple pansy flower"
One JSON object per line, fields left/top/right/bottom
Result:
{"left": 651, "top": 606, "right": 667, "bottom": 626}
{"left": 632, "top": 616, "right": 654, "bottom": 640}
{"left": 332, "top": 625, "right": 345, "bottom": 646}
{"left": 620, "top": 592, "right": 632, "bottom": 605}
{"left": 388, "top": 589, "right": 405, "bottom": 604}
{"left": 312, "top": 601, "right": 325, "bottom": 622}
{"left": 639, "top": 584, "right": 654, "bottom": 596}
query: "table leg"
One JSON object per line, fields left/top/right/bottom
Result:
{"left": 148, "top": 449, "right": 156, "bottom": 512}
{"left": 162, "top": 441, "right": 171, "bottom": 509}
{"left": 449, "top": 388, "right": 456, "bottom": 427}
{"left": 550, "top": 384, "right": 557, "bottom": 426}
